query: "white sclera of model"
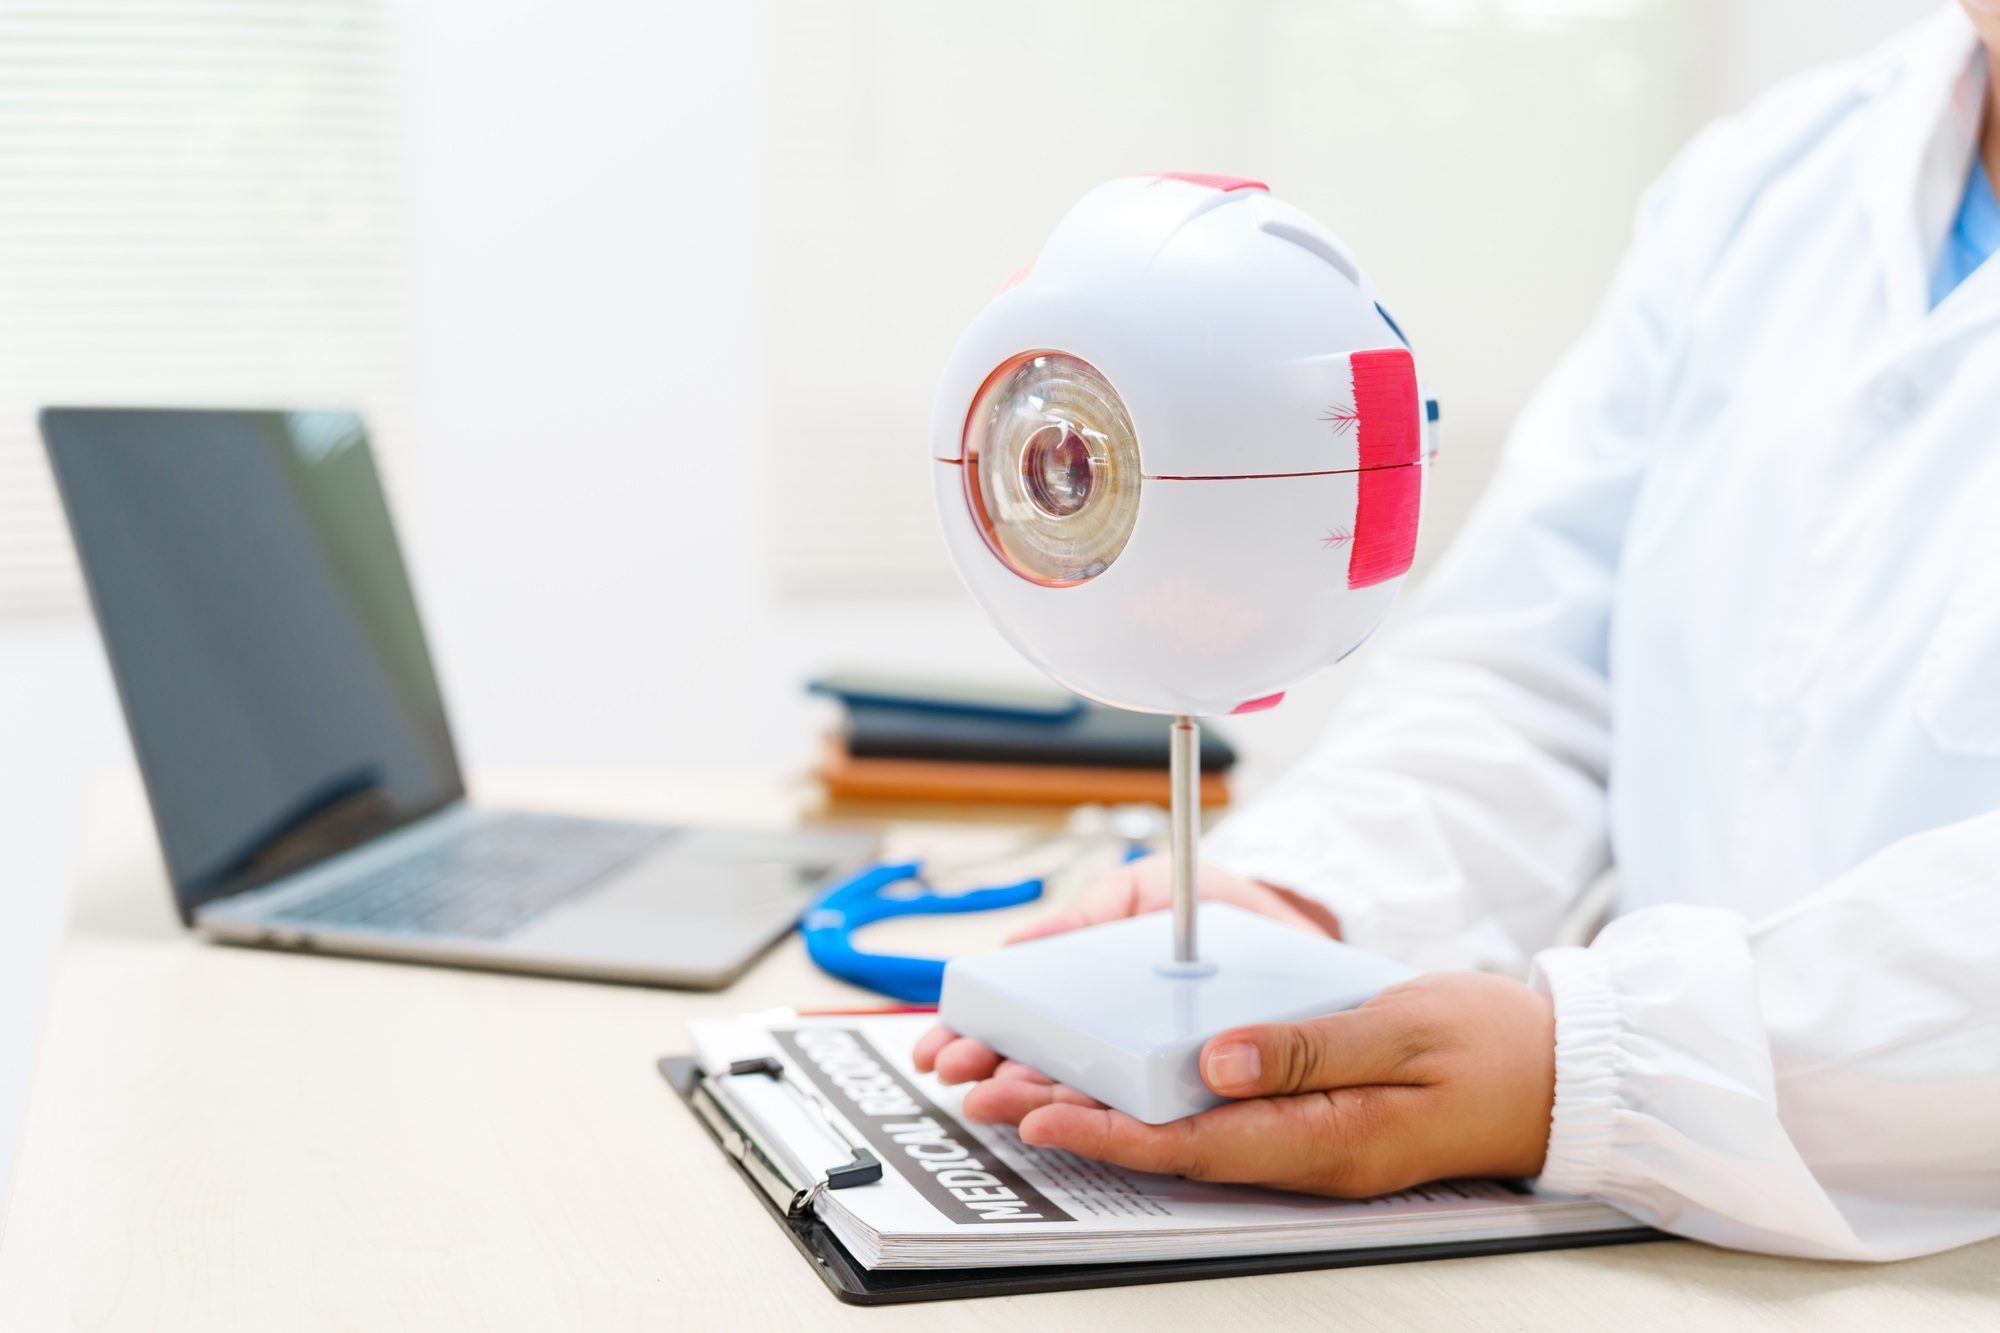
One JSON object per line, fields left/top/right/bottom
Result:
{"left": 929, "top": 174, "right": 1440, "bottom": 1125}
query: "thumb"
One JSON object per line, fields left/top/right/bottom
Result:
{"left": 1200, "top": 1007, "right": 1420, "bottom": 1097}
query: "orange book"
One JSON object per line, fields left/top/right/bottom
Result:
{"left": 818, "top": 736, "right": 1230, "bottom": 809}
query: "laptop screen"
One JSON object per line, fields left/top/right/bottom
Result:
{"left": 42, "top": 408, "right": 465, "bottom": 922}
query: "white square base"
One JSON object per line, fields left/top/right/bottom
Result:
{"left": 939, "top": 902, "right": 1418, "bottom": 1125}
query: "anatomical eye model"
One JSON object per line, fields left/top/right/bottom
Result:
{"left": 930, "top": 172, "right": 1439, "bottom": 1125}
{"left": 931, "top": 172, "right": 1434, "bottom": 718}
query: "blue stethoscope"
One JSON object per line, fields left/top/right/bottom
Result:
{"left": 801, "top": 811, "right": 1161, "bottom": 1004}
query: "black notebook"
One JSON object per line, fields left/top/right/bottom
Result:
{"left": 843, "top": 701, "right": 1237, "bottom": 772}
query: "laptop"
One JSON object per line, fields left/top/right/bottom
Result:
{"left": 40, "top": 407, "right": 878, "bottom": 988}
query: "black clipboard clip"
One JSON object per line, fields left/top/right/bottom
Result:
{"left": 690, "top": 1055, "right": 883, "bottom": 1220}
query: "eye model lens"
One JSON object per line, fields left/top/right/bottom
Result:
{"left": 963, "top": 352, "right": 1140, "bottom": 585}
{"left": 1020, "top": 423, "right": 1094, "bottom": 518}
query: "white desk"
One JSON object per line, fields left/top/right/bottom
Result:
{"left": 3, "top": 771, "right": 1996, "bottom": 1330}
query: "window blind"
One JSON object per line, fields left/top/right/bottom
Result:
{"left": 0, "top": 0, "right": 405, "bottom": 612}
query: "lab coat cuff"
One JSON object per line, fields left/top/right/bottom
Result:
{"left": 1528, "top": 944, "right": 1623, "bottom": 1198}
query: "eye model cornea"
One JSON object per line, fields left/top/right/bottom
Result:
{"left": 963, "top": 352, "right": 1141, "bottom": 587}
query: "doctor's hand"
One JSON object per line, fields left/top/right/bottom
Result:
{"left": 912, "top": 857, "right": 1339, "bottom": 1086}
{"left": 956, "top": 971, "right": 1557, "bottom": 1197}
{"left": 1004, "top": 853, "right": 1341, "bottom": 946}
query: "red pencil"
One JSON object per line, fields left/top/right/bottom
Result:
{"left": 798, "top": 1004, "right": 938, "bottom": 1016}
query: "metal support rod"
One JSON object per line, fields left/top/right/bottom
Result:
{"left": 1169, "top": 714, "right": 1200, "bottom": 964}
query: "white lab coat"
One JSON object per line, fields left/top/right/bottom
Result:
{"left": 1203, "top": 6, "right": 2000, "bottom": 1261}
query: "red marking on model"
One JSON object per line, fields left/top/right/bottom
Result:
{"left": 1230, "top": 692, "right": 1286, "bottom": 714}
{"left": 997, "top": 259, "right": 1034, "bottom": 294}
{"left": 1320, "top": 403, "right": 1359, "bottom": 437}
{"left": 1351, "top": 348, "right": 1420, "bottom": 470}
{"left": 1153, "top": 172, "right": 1269, "bottom": 193}
{"left": 1320, "top": 527, "right": 1352, "bottom": 549}
{"left": 1349, "top": 464, "right": 1421, "bottom": 589}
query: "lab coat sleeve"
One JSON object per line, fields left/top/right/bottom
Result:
{"left": 1204, "top": 121, "right": 1745, "bottom": 973}
{"left": 1532, "top": 813, "right": 2000, "bottom": 1260}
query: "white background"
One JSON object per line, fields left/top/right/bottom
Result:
{"left": 0, "top": 0, "right": 1947, "bottom": 1210}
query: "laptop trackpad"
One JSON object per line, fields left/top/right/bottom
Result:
{"left": 584, "top": 852, "right": 818, "bottom": 918}
{"left": 506, "top": 846, "right": 819, "bottom": 974}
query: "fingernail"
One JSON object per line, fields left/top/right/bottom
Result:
{"left": 1205, "top": 1041, "right": 1261, "bottom": 1092}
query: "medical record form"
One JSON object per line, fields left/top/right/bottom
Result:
{"left": 687, "top": 1014, "right": 1643, "bottom": 1271}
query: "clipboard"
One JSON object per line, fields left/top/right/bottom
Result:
{"left": 658, "top": 1055, "right": 1666, "bottom": 1306}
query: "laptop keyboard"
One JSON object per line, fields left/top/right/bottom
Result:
{"left": 271, "top": 813, "right": 667, "bottom": 940}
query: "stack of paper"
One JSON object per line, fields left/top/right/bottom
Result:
{"left": 689, "top": 1014, "right": 1642, "bottom": 1271}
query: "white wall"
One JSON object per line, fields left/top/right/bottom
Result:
{"left": 1717, "top": 0, "right": 1945, "bottom": 109}
{"left": 390, "top": 0, "right": 806, "bottom": 773}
